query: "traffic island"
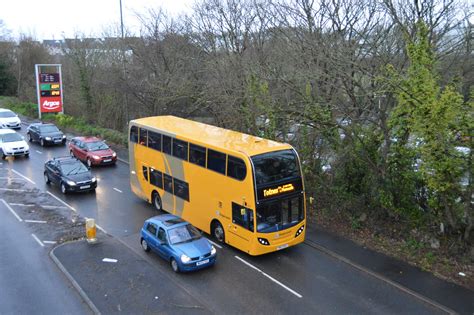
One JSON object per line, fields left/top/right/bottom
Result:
{"left": 51, "top": 235, "right": 211, "bottom": 314}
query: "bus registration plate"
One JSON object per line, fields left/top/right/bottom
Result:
{"left": 277, "top": 244, "right": 289, "bottom": 250}
{"left": 196, "top": 259, "right": 209, "bottom": 266}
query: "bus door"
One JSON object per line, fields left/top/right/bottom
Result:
{"left": 138, "top": 163, "right": 150, "bottom": 200}
{"left": 228, "top": 202, "right": 255, "bottom": 248}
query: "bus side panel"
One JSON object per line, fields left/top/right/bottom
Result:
{"left": 129, "top": 140, "right": 148, "bottom": 201}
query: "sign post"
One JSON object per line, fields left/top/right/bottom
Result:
{"left": 35, "top": 64, "right": 64, "bottom": 119}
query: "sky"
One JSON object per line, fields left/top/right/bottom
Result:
{"left": 1, "top": 0, "right": 194, "bottom": 40}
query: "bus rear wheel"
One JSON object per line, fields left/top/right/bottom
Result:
{"left": 152, "top": 191, "right": 162, "bottom": 211}
{"left": 212, "top": 221, "right": 225, "bottom": 243}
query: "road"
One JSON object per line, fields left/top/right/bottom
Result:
{"left": 0, "top": 179, "right": 90, "bottom": 314}
{"left": 0, "top": 125, "right": 462, "bottom": 314}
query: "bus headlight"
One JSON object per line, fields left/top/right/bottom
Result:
{"left": 258, "top": 238, "right": 270, "bottom": 246}
{"left": 180, "top": 254, "right": 191, "bottom": 263}
{"left": 211, "top": 246, "right": 216, "bottom": 255}
{"left": 295, "top": 225, "right": 305, "bottom": 237}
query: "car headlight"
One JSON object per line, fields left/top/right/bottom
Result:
{"left": 112, "top": 152, "right": 117, "bottom": 157}
{"left": 66, "top": 180, "right": 76, "bottom": 186}
{"left": 92, "top": 155, "right": 100, "bottom": 160}
{"left": 211, "top": 246, "right": 216, "bottom": 255}
{"left": 62, "top": 135, "right": 66, "bottom": 138}
{"left": 45, "top": 136, "right": 52, "bottom": 140}
{"left": 180, "top": 254, "right": 191, "bottom": 263}
{"left": 91, "top": 177, "right": 97, "bottom": 182}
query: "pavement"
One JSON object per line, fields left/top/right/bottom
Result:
{"left": 15, "top": 114, "right": 474, "bottom": 314}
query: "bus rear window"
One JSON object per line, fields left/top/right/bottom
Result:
{"left": 130, "top": 126, "right": 138, "bottom": 143}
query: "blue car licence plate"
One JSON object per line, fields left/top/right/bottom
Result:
{"left": 196, "top": 259, "right": 209, "bottom": 266}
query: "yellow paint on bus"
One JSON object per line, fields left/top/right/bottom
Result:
{"left": 129, "top": 116, "right": 306, "bottom": 255}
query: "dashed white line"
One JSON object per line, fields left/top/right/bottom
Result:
{"left": 0, "top": 188, "right": 27, "bottom": 192}
{"left": 43, "top": 241, "right": 57, "bottom": 244}
{"left": 31, "top": 234, "right": 44, "bottom": 247}
{"left": 42, "top": 205, "right": 67, "bottom": 209}
{"left": 24, "top": 220, "right": 47, "bottom": 224}
{"left": 0, "top": 177, "right": 24, "bottom": 180}
{"left": 235, "top": 256, "right": 303, "bottom": 298}
{"left": 207, "top": 239, "right": 223, "bottom": 249}
{"left": 1, "top": 199, "right": 23, "bottom": 222}
{"left": 113, "top": 187, "right": 123, "bottom": 193}
{"left": 11, "top": 169, "right": 36, "bottom": 185}
{"left": 35, "top": 150, "right": 43, "bottom": 154}
{"left": 46, "top": 191, "right": 76, "bottom": 212}
{"left": 9, "top": 203, "right": 35, "bottom": 207}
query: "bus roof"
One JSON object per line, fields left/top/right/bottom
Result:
{"left": 131, "top": 116, "right": 292, "bottom": 157}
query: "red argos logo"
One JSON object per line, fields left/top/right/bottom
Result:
{"left": 42, "top": 100, "right": 60, "bottom": 110}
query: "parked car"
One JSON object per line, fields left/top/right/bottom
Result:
{"left": 26, "top": 123, "right": 66, "bottom": 146}
{"left": 44, "top": 156, "right": 97, "bottom": 194}
{"left": 69, "top": 136, "right": 117, "bottom": 167}
{"left": 0, "top": 129, "right": 29, "bottom": 159}
{"left": 141, "top": 214, "right": 217, "bottom": 273}
{"left": 0, "top": 108, "right": 21, "bottom": 129}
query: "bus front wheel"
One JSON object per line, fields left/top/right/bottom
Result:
{"left": 152, "top": 191, "right": 162, "bottom": 211}
{"left": 212, "top": 221, "right": 225, "bottom": 243}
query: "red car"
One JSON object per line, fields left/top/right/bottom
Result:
{"left": 69, "top": 137, "right": 117, "bottom": 167}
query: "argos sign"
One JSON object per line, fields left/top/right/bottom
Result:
{"left": 35, "top": 64, "right": 63, "bottom": 118}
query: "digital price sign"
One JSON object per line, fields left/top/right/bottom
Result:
{"left": 35, "top": 64, "right": 63, "bottom": 118}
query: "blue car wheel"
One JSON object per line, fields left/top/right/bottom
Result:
{"left": 141, "top": 238, "right": 150, "bottom": 252}
{"left": 171, "top": 258, "right": 179, "bottom": 273}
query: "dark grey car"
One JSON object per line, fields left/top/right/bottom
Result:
{"left": 27, "top": 123, "right": 66, "bottom": 146}
{"left": 44, "top": 157, "right": 97, "bottom": 194}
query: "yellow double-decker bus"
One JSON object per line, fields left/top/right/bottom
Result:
{"left": 129, "top": 116, "right": 306, "bottom": 255}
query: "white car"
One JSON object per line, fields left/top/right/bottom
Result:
{"left": 0, "top": 129, "right": 29, "bottom": 159}
{"left": 0, "top": 108, "right": 22, "bottom": 129}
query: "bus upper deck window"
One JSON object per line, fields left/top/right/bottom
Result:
{"left": 130, "top": 126, "right": 138, "bottom": 143}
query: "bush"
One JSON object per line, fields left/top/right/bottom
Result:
{"left": 1, "top": 97, "right": 37, "bottom": 117}
{"left": 1, "top": 98, "right": 127, "bottom": 147}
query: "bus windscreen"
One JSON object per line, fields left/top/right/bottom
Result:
{"left": 252, "top": 149, "right": 300, "bottom": 186}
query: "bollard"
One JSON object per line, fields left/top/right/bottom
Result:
{"left": 86, "top": 218, "right": 97, "bottom": 243}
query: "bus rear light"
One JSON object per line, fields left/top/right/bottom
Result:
{"left": 258, "top": 238, "right": 270, "bottom": 246}
{"left": 295, "top": 225, "right": 305, "bottom": 237}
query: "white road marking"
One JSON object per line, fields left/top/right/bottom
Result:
{"left": 102, "top": 258, "right": 118, "bottom": 263}
{"left": 0, "top": 188, "right": 27, "bottom": 192}
{"left": 235, "top": 256, "right": 303, "bottom": 298}
{"left": 11, "top": 169, "right": 36, "bottom": 185}
{"left": 8, "top": 203, "right": 34, "bottom": 207}
{"left": 207, "top": 238, "right": 223, "bottom": 249}
{"left": 46, "top": 191, "right": 76, "bottom": 212}
{"left": 43, "top": 241, "right": 57, "bottom": 244}
{"left": 24, "top": 220, "right": 47, "bottom": 224}
{"left": 31, "top": 234, "right": 44, "bottom": 247}
{"left": 35, "top": 150, "right": 42, "bottom": 154}
{"left": 113, "top": 187, "right": 123, "bottom": 193}
{"left": 42, "top": 205, "right": 67, "bottom": 209}
{"left": 96, "top": 224, "right": 106, "bottom": 233}
{"left": 1, "top": 199, "right": 23, "bottom": 222}
{"left": 0, "top": 177, "right": 24, "bottom": 180}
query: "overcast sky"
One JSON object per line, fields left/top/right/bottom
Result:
{"left": 1, "top": 0, "right": 193, "bottom": 40}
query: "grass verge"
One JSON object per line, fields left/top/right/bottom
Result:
{"left": 0, "top": 97, "right": 127, "bottom": 146}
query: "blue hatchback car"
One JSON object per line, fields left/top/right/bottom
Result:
{"left": 140, "top": 214, "right": 217, "bottom": 272}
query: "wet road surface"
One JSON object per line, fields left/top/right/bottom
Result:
{"left": 0, "top": 124, "right": 470, "bottom": 314}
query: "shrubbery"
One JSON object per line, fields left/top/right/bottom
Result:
{"left": 1, "top": 97, "right": 127, "bottom": 147}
